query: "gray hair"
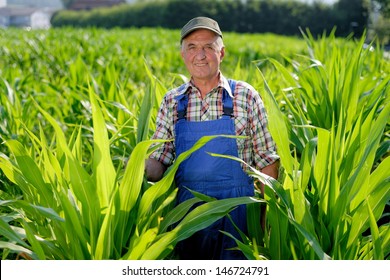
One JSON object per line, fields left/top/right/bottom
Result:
{"left": 181, "top": 35, "right": 224, "bottom": 51}
{"left": 215, "top": 36, "right": 224, "bottom": 50}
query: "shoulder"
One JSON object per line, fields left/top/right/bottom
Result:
{"left": 233, "top": 80, "right": 258, "bottom": 94}
{"left": 162, "top": 83, "right": 190, "bottom": 105}
{"left": 230, "top": 80, "right": 266, "bottom": 116}
{"left": 231, "top": 80, "right": 261, "bottom": 101}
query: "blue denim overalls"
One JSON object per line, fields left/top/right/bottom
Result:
{"left": 174, "top": 80, "right": 254, "bottom": 259}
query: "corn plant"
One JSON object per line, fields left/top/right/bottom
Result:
{"left": 1, "top": 27, "right": 389, "bottom": 260}
{"left": 246, "top": 30, "right": 390, "bottom": 260}
{"left": 0, "top": 77, "right": 260, "bottom": 259}
{"left": 208, "top": 31, "right": 390, "bottom": 260}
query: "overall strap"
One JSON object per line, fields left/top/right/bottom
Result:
{"left": 176, "top": 94, "right": 188, "bottom": 120}
{"left": 176, "top": 79, "right": 236, "bottom": 120}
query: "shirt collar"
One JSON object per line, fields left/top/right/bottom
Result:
{"left": 177, "top": 72, "right": 233, "bottom": 97}
{"left": 220, "top": 74, "right": 233, "bottom": 98}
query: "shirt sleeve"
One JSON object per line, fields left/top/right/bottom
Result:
{"left": 149, "top": 93, "right": 175, "bottom": 166}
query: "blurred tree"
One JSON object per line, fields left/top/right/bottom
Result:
{"left": 61, "top": 0, "right": 75, "bottom": 9}
{"left": 374, "top": 0, "right": 390, "bottom": 17}
{"left": 336, "top": 0, "right": 370, "bottom": 36}
{"left": 369, "top": 0, "right": 390, "bottom": 44}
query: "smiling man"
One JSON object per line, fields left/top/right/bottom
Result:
{"left": 146, "top": 17, "right": 279, "bottom": 260}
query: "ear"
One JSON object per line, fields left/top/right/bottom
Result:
{"left": 220, "top": 47, "right": 225, "bottom": 60}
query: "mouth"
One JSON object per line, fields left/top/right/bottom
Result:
{"left": 194, "top": 63, "right": 207, "bottom": 67}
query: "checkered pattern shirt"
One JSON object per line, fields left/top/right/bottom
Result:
{"left": 150, "top": 73, "right": 279, "bottom": 171}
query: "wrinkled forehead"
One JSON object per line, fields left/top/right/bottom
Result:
{"left": 181, "top": 29, "right": 221, "bottom": 46}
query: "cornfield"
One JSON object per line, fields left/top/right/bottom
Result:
{"left": 0, "top": 27, "right": 389, "bottom": 260}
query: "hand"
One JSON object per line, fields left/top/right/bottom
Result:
{"left": 145, "top": 158, "right": 167, "bottom": 182}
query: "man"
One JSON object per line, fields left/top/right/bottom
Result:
{"left": 146, "top": 17, "right": 279, "bottom": 259}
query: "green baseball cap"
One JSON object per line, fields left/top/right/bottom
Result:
{"left": 181, "top": 17, "right": 222, "bottom": 42}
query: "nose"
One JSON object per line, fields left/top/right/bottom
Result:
{"left": 195, "top": 48, "right": 206, "bottom": 59}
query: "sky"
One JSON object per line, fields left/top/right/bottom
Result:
{"left": 299, "top": 0, "right": 338, "bottom": 3}
{"left": 0, "top": 0, "right": 340, "bottom": 9}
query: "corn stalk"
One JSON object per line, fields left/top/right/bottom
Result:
{"left": 0, "top": 81, "right": 259, "bottom": 259}
{"left": 253, "top": 30, "right": 390, "bottom": 260}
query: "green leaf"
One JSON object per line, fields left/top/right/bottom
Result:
{"left": 257, "top": 68, "right": 294, "bottom": 174}
{"left": 0, "top": 241, "right": 35, "bottom": 259}
{"left": 141, "top": 196, "right": 260, "bottom": 260}
{"left": 0, "top": 218, "right": 30, "bottom": 248}
{"left": 126, "top": 227, "right": 159, "bottom": 260}
{"left": 136, "top": 135, "right": 226, "bottom": 230}
{"left": 89, "top": 82, "right": 116, "bottom": 207}
{"left": 159, "top": 197, "right": 203, "bottom": 233}
{"left": 367, "top": 200, "right": 384, "bottom": 260}
{"left": 22, "top": 220, "right": 46, "bottom": 260}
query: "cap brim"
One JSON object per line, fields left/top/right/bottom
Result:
{"left": 181, "top": 27, "right": 222, "bottom": 41}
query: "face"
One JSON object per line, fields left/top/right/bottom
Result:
{"left": 181, "top": 29, "right": 225, "bottom": 83}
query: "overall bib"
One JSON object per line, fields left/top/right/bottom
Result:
{"left": 174, "top": 80, "right": 254, "bottom": 260}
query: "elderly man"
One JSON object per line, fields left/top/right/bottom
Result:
{"left": 146, "top": 17, "right": 279, "bottom": 259}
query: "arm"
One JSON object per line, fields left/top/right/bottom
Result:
{"left": 261, "top": 160, "right": 279, "bottom": 180}
{"left": 145, "top": 91, "right": 175, "bottom": 182}
{"left": 145, "top": 158, "right": 167, "bottom": 182}
{"left": 257, "top": 160, "right": 279, "bottom": 198}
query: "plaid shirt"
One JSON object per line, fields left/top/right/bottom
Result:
{"left": 150, "top": 73, "right": 279, "bottom": 171}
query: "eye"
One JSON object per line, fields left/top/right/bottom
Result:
{"left": 186, "top": 45, "right": 197, "bottom": 52}
{"left": 205, "top": 45, "right": 217, "bottom": 53}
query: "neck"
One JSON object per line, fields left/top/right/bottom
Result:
{"left": 192, "top": 74, "right": 220, "bottom": 98}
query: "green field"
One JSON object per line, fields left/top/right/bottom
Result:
{"left": 0, "top": 27, "right": 389, "bottom": 260}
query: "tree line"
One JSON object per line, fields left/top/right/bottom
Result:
{"left": 52, "top": 0, "right": 385, "bottom": 41}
